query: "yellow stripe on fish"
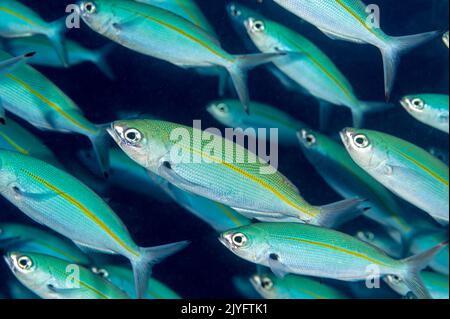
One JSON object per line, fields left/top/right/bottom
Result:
{"left": 0, "top": 6, "right": 42, "bottom": 27}
{"left": 0, "top": 131, "right": 30, "bottom": 155}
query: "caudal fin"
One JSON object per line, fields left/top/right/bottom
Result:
{"left": 313, "top": 198, "right": 366, "bottom": 228}
{"left": 227, "top": 52, "right": 285, "bottom": 114}
{"left": 352, "top": 101, "right": 394, "bottom": 128}
{"left": 381, "top": 31, "right": 439, "bottom": 100}
{"left": 131, "top": 241, "right": 189, "bottom": 299}
{"left": 0, "top": 52, "right": 35, "bottom": 73}
{"left": 92, "top": 44, "right": 115, "bottom": 80}
{"left": 88, "top": 125, "right": 112, "bottom": 178}
{"left": 46, "top": 18, "right": 69, "bottom": 67}
{"left": 400, "top": 240, "right": 448, "bottom": 299}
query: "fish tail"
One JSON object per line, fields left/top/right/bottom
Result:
{"left": 227, "top": 52, "right": 285, "bottom": 114}
{"left": 400, "top": 240, "right": 448, "bottom": 299}
{"left": 46, "top": 18, "right": 69, "bottom": 67}
{"left": 381, "top": 31, "right": 439, "bottom": 100}
{"left": 131, "top": 240, "right": 189, "bottom": 299}
{"left": 352, "top": 101, "right": 393, "bottom": 128}
{"left": 88, "top": 125, "right": 112, "bottom": 178}
{"left": 93, "top": 44, "right": 116, "bottom": 80}
{"left": 313, "top": 198, "right": 366, "bottom": 228}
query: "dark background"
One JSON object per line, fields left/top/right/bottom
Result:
{"left": 0, "top": 0, "right": 448, "bottom": 299}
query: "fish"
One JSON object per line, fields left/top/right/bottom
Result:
{"left": 297, "top": 128, "right": 438, "bottom": 245}
{"left": 107, "top": 119, "right": 364, "bottom": 227}
{"left": 4, "top": 251, "right": 130, "bottom": 299}
{"left": 0, "top": 223, "right": 91, "bottom": 265}
{"left": 219, "top": 222, "right": 448, "bottom": 299}
{"left": 273, "top": 0, "right": 439, "bottom": 98}
{"left": 5, "top": 279, "right": 38, "bottom": 299}
{"left": 161, "top": 180, "right": 252, "bottom": 233}
{"left": 400, "top": 94, "right": 449, "bottom": 134}
{"left": 77, "top": 0, "right": 284, "bottom": 114}
{"left": 228, "top": 3, "right": 389, "bottom": 128}
{"left": 443, "top": 31, "right": 449, "bottom": 49}
{"left": 0, "top": 116, "right": 63, "bottom": 168}
{"left": 408, "top": 231, "right": 449, "bottom": 276}
{"left": 340, "top": 128, "right": 449, "bottom": 224}
{"left": 92, "top": 264, "right": 181, "bottom": 299}
{"left": 385, "top": 271, "right": 449, "bottom": 299}
{"left": 77, "top": 147, "right": 171, "bottom": 202}
{"left": 0, "top": 150, "right": 189, "bottom": 298}
{"left": 207, "top": 99, "right": 308, "bottom": 145}
{"left": 0, "top": 0, "right": 68, "bottom": 65}
{"left": 0, "top": 51, "right": 35, "bottom": 74}
{"left": 250, "top": 269, "right": 348, "bottom": 299}
{"left": 1, "top": 37, "right": 115, "bottom": 79}
{"left": 0, "top": 49, "right": 110, "bottom": 175}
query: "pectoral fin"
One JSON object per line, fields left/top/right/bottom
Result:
{"left": 47, "top": 285, "right": 84, "bottom": 298}
{"left": 157, "top": 161, "right": 210, "bottom": 194}
{"left": 12, "top": 186, "right": 60, "bottom": 202}
{"left": 267, "top": 253, "right": 289, "bottom": 278}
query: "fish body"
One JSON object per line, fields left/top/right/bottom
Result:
{"left": 77, "top": 0, "right": 283, "bottom": 113}
{"left": 0, "top": 150, "right": 189, "bottom": 298}
{"left": 0, "top": 49, "right": 109, "bottom": 174}
{"left": 96, "top": 264, "right": 181, "bottom": 299}
{"left": 400, "top": 94, "right": 449, "bottom": 134}
{"left": 4, "top": 251, "right": 129, "bottom": 299}
{"left": 228, "top": 3, "right": 387, "bottom": 128}
{"left": 298, "top": 128, "right": 436, "bottom": 242}
{"left": 0, "top": 116, "right": 63, "bottom": 168}
{"left": 0, "top": 0, "right": 67, "bottom": 65}
{"left": 273, "top": 0, "right": 438, "bottom": 98}
{"left": 2, "top": 37, "right": 114, "bottom": 79}
{"left": 385, "top": 271, "right": 449, "bottom": 299}
{"left": 207, "top": 99, "right": 308, "bottom": 145}
{"left": 0, "top": 223, "right": 91, "bottom": 265}
{"left": 108, "top": 119, "right": 363, "bottom": 227}
{"left": 219, "top": 222, "right": 447, "bottom": 299}
{"left": 251, "top": 271, "right": 348, "bottom": 299}
{"left": 341, "top": 128, "right": 449, "bottom": 224}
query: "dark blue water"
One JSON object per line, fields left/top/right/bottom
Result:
{"left": 0, "top": 0, "right": 448, "bottom": 299}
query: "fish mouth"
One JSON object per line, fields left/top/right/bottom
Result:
{"left": 399, "top": 99, "right": 410, "bottom": 111}
{"left": 218, "top": 233, "right": 234, "bottom": 250}
{"left": 107, "top": 123, "right": 125, "bottom": 145}
{"left": 3, "top": 252, "right": 16, "bottom": 271}
{"left": 249, "top": 274, "right": 261, "bottom": 288}
{"left": 339, "top": 127, "right": 355, "bottom": 148}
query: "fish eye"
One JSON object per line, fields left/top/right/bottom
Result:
{"left": 232, "top": 233, "right": 247, "bottom": 247}
{"left": 216, "top": 103, "right": 229, "bottom": 113}
{"left": 124, "top": 128, "right": 142, "bottom": 144}
{"left": 357, "top": 231, "right": 374, "bottom": 242}
{"left": 302, "top": 130, "right": 316, "bottom": 146}
{"left": 411, "top": 98, "right": 425, "bottom": 110}
{"left": 353, "top": 134, "right": 370, "bottom": 148}
{"left": 252, "top": 20, "right": 265, "bottom": 33}
{"left": 261, "top": 276, "right": 274, "bottom": 290}
{"left": 17, "top": 256, "right": 33, "bottom": 270}
{"left": 229, "top": 5, "right": 241, "bottom": 17}
{"left": 84, "top": 2, "right": 97, "bottom": 14}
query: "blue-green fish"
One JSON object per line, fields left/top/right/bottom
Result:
{"left": 207, "top": 99, "right": 308, "bottom": 145}
{"left": 443, "top": 31, "right": 449, "bottom": 49}
{"left": 4, "top": 251, "right": 129, "bottom": 299}
{"left": 77, "top": 0, "right": 284, "bottom": 114}
{"left": 161, "top": 181, "right": 252, "bottom": 233}
{"left": 409, "top": 231, "right": 449, "bottom": 276}
{"left": 341, "top": 128, "right": 449, "bottom": 224}
{"left": 385, "top": 271, "right": 449, "bottom": 299}
{"left": 353, "top": 223, "right": 403, "bottom": 259}
{"left": 0, "top": 49, "right": 110, "bottom": 175}
{"left": 2, "top": 37, "right": 115, "bottom": 79}
{"left": 0, "top": 150, "right": 189, "bottom": 298}
{"left": 251, "top": 270, "right": 348, "bottom": 299}
{"left": 400, "top": 94, "right": 449, "bottom": 134}
{"left": 273, "top": 0, "right": 438, "bottom": 98}
{"left": 297, "top": 128, "right": 437, "bottom": 244}
{"left": 0, "top": 51, "right": 34, "bottom": 74}
{"left": 0, "top": 223, "right": 91, "bottom": 265}
{"left": 219, "top": 222, "right": 448, "bottom": 299}
{"left": 108, "top": 119, "right": 363, "bottom": 227}
{"left": 0, "top": 0, "right": 68, "bottom": 65}
{"left": 6, "top": 279, "right": 38, "bottom": 299}
{"left": 228, "top": 3, "right": 388, "bottom": 128}
{"left": 92, "top": 264, "right": 181, "bottom": 299}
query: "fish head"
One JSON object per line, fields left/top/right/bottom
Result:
{"left": 206, "top": 99, "right": 243, "bottom": 126}
{"left": 244, "top": 15, "right": 282, "bottom": 53}
{"left": 400, "top": 95, "right": 429, "bottom": 120}
{"left": 297, "top": 128, "right": 320, "bottom": 150}
{"left": 77, "top": 0, "right": 118, "bottom": 35}
{"left": 383, "top": 274, "right": 410, "bottom": 297}
{"left": 340, "top": 128, "right": 386, "bottom": 171}
{"left": 219, "top": 226, "right": 269, "bottom": 264}
{"left": 249, "top": 272, "right": 277, "bottom": 299}
{"left": 4, "top": 251, "right": 37, "bottom": 275}
{"left": 107, "top": 119, "right": 166, "bottom": 171}
{"left": 0, "top": 151, "right": 19, "bottom": 193}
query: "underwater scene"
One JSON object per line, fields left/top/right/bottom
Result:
{"left": 0, "top": 0, "right": 448, "bottom": 300}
